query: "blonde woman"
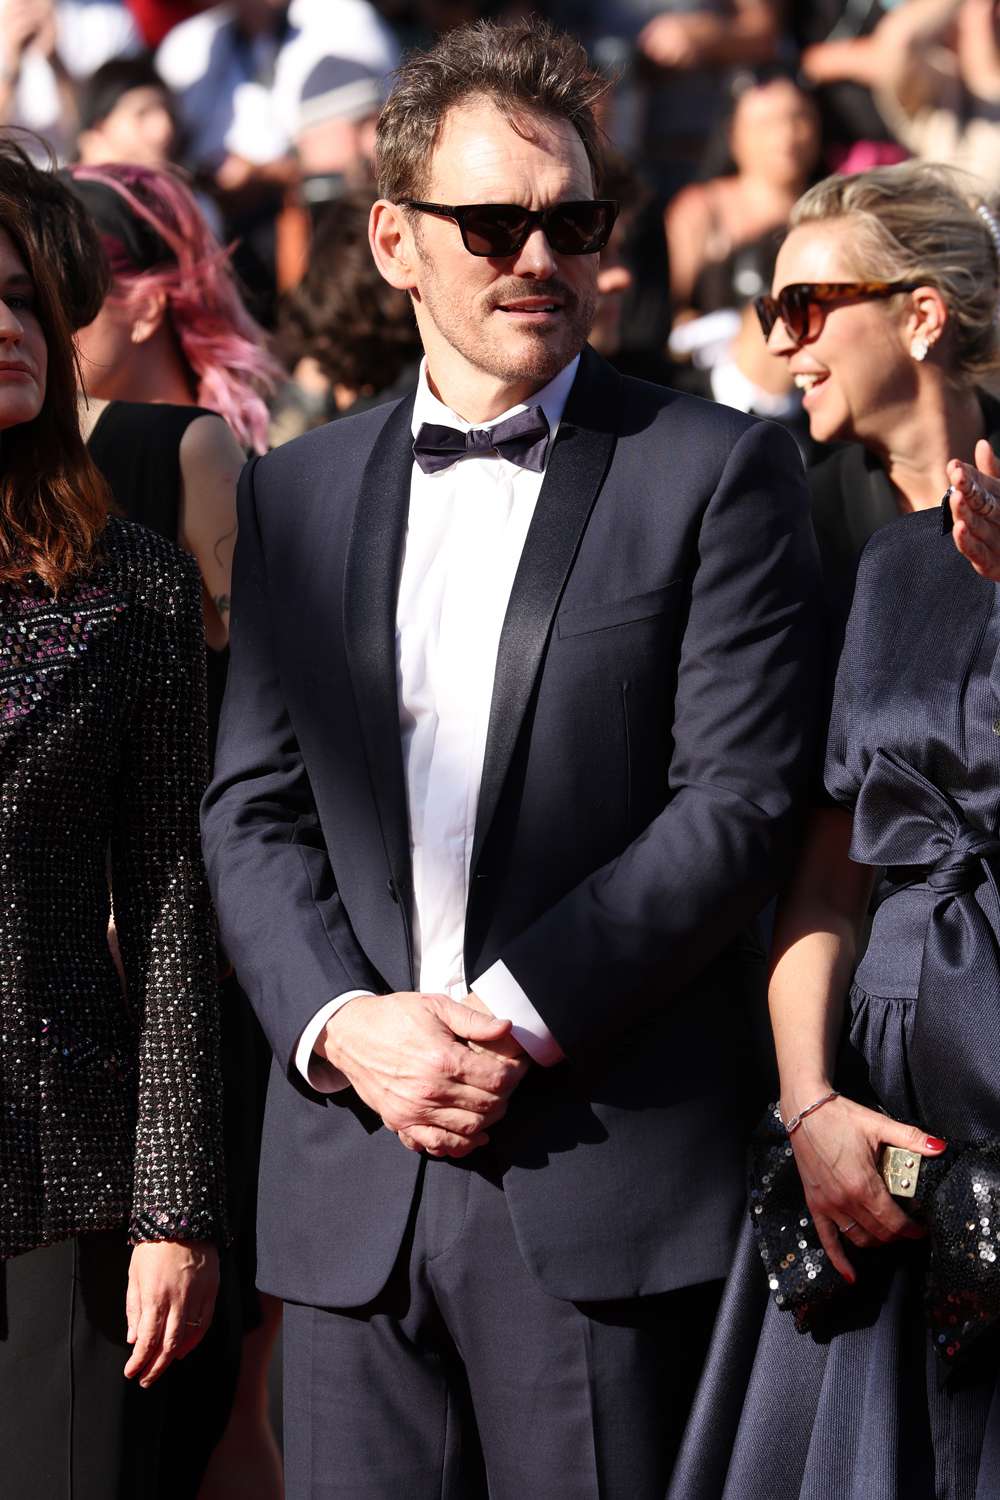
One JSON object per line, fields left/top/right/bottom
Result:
{"left": 671, "top": 163, "right": 1000, "bottom": 1500}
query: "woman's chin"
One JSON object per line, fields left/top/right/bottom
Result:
{"left": 0, "top": 392, "right": 43, "bottom": 431}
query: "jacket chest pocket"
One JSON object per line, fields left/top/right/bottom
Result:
{"left": 555, "top": 580, "right": 684, "bottom": 639}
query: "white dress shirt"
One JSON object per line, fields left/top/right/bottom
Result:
{"left": 295, "top": 357, "right": 579, "bottom": 1091}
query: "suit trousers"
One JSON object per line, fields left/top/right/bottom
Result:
{"left": 282, "top": 1153, "right": 722, "bottom": 1500}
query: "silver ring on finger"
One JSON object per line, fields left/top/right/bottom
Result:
{"left": 838, "top": 1220, "right": 858, "bottom": 1235}
{"left": 184, "top": 1318, "right": 204, "bottom": 1327}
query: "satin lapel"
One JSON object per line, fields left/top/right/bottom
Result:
{"left": 471, "top": 349, "right": 620, "bottom": 875}
{"left": 342, "top": 394, "right": 415, "bottom": 962}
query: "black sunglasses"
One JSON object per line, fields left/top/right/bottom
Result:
{"left": 400, "top": 199, "right": 619, "bottom": 257}
{"left": 754, "top": 280, "right": 922, "bottom": 347}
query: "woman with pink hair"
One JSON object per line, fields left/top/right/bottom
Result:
{"left": 69, "top": 161, "right": 278, "bottom": 453}
{"left": 65, "top": 162, "right": 282, "bottom": 656}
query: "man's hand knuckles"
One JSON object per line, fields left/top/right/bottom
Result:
{"left": 469, "top": 1061, "right": 510, "bottom": 1095}
{"left": 422, "top": 1046, "right": 457, "bottom": 1079}
{"left": 407, "top": 1076, "right": 441, "bottom": 1105}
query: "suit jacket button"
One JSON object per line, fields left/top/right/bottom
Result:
{"left": 386, "top": 879, "right": 399, "bottom": 903}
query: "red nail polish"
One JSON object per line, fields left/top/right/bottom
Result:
{"left": 925, "top": 1135, "right": 947, "bottom": 1151}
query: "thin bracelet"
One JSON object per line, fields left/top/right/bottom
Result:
{"left": 782, "top": 1090, "right": 840, "bottom": 1135}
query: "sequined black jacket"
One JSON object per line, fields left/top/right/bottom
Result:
{"left": 0, "top": 517, "right": 226, "bottom": 1259}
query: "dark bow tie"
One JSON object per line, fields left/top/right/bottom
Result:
{"left": 412, "top": 405, "right": 550, "bottom": 476}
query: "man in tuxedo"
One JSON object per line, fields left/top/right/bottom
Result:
{"left": 202, "top": 19, "right": 823, "bottom": 1499}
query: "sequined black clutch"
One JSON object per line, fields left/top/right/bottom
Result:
{"left": 749, "top": 1104, "right": 1000, "bottom": 1370}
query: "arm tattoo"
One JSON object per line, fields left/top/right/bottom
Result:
{"left": 213, "top": 594, "right": 231, "bottom": 617}
{"left": 213, "top": 525, "right": 237, "bottom": 570}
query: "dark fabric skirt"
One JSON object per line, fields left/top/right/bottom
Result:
{"left": 669, "top": 973, "right": 1000, "bottom": 1500}
{"left": 0, "top": 1230, "right": 166, "bottom": 1500}
{"left": 0, "top": 1229, "right": 249, "bottom": 1500}
{"left": 668, "top": 1211, "right": 1000, "bottom": 1500}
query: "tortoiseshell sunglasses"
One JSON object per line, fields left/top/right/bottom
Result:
{"left": 754, "top": 281, "right": 921, "bottom": 348}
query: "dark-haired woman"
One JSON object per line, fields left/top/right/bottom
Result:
{"left": 665, "top": 70, "right": 822, "bottom": 318}
{"left": 55, "top": 159, "right": 284, "bottom": 1500}
{"left": 0, "top": 165, "right": 225, "bottom": 1497}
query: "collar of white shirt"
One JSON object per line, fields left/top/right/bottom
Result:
{"left": 410, "top": 354, "right": 581, "bottom": 462}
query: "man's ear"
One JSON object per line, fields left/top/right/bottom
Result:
{"left": 130, "top": 289, "right": 168, "bottom": 346}
{"left": 369, "top": 199, "right": 418, "bottom": 292}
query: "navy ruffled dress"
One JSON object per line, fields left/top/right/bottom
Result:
{"left": 669, "top": 506, "right": 1000, "bottom": 1500}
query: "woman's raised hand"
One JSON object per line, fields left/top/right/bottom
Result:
{"left": 786, "top": 1094, "right": 946, "bottom": 1282}
{"left": 948, "top": 440, "right": 1000, "bottom": 580}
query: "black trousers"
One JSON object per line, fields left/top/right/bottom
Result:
{"left": 282, "top": 1156, "right": 722, "bottom": 1500}
{"left": 0, "top": 1230, "right": 166, "bottom": 1500}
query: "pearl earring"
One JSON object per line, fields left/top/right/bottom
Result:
{"left": 911, "top": 337, "right": 930, "bottom": 362}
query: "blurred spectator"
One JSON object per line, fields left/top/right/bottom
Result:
{"left": 869, "top": 0, "right": 1000, "bottom": 186}
{"left": 588, "top": 150, "right": 674, "bottom": 382}
{"left": 793, "top": 0, "right": 899, "bottom": 160}
{"left": 575, "top": 0, "right": 782, "bottom": 194}
{"left": 637, "top": 0, "right": 778, "bottom": 72}
{"left": 0, "top": 0, "right": 141, "bottom": 161}
{"left": 76, "top": 52, "right": 177, "bottom": 164}
{"left": 588, "top": 166, "right": 636, "bottom": 362}
{"left": 155, "top": 0, "right": 397, "bottom": 191}
{"left": 126, "top": 0, "right": 208, "bottom": 46}
{"left": 671, "top": 295, "right": 819, "bottom": 464}
{"left": 270, "top": 187, "right": 420, "bottom": 445}
{"left": 296, "top": 52, "right": 381, "bottom": 186}
{"left": 665, "top": 68, "right": 821, "bottom": 316}
{"left": 274, "top": 50, "right": 382, "bottom": 288}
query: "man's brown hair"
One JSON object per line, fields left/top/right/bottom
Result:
{"left": 375, "top": 18, "right": 608, "bottom": 205}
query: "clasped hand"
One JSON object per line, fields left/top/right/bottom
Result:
{"left": 787, "top": 1093, "right": 946, "bottom": 1283}
{"left": 318, "top": 991, "right": 529, "bottom": 1158}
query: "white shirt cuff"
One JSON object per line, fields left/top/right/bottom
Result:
{"left": 294, "top": 991, "right": 374, "bottom": 1093}
{"left": 472, "top": 961, "right": 565, "bottom": 1066}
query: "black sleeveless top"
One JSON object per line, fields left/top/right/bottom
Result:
{"left": 87, "top": 400, "right": 230, "bottom": 747}
{"left": 88, "top": 400, "right": 211, "bottom": 538}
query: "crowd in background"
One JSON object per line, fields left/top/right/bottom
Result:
{"left": 3, "top": 0, "right": 998, "bottom": 462}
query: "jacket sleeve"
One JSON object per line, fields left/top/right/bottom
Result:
{"left": 496, "top": 418, "right": 825, "bottom": 1060}
{"left": 110, "top": 543, "right": 227, "bottom": 1245}
{"left": 201, "top": 458, "right": 381, "bottom": 1091}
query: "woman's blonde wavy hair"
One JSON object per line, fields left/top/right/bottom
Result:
{"left": 790, "top": 162, "right": 1000, "bottom": 380}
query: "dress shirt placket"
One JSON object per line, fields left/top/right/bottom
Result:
{"left": 414, "top": 454, "right": 526, "bottom": 998}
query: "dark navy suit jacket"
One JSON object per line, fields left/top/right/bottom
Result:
{"left": 201, "top": 348, "right": 824, "bottom": 1310}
